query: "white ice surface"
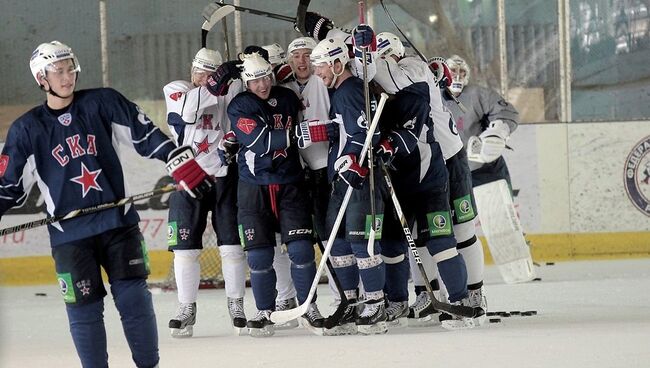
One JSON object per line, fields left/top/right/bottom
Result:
{"left": 2, "top": 259, "right": 650, "bottom": 368}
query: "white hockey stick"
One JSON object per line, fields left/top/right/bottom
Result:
{"left": 270, "top": 93, "right": 389, "bottom": 324}
{"left": 201, "top": 4, "right": 235, "bottom": 47}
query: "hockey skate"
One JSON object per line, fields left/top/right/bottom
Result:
{"left": 385, "top": 300, "right": 409, "bottom": 327}
{"left": 407, "top": 292, "right": 440, "bottom": 327}
{"left": 468, "top": 288, "right": 487, "bottom": 326}
{"left": 227, "top": 297, "right": 247, "bottom": 336}
{"left": 273, "top": 298, "right": 299, "bottom": 330}
{"left": 300, "top": 302, "right": 325, "bottom": 336}
{"left": 356, "top": 299, "right": 388, "bottom": 335}
{"left": 169, "top": 302, "right": 196, "bottom": 338}
{"left": 247, "top": 309, "right": 275, "bottom": 337}
{"left": 324, "top": 300, "right": 358, "bottom": 336}
{"left": 440, "top": 298, "right": 477, "bottom": 330}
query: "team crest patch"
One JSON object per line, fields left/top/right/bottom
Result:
{"left": 364, "top": 214, "right": 384, "bottom": 240}
{"left": 267, "top": 98, "right": 278, "bottom": 107}
{"left": 426, "top": 211, "right": 452, "bottom": 236}
{"left": 453, "top": 194, "right": 475, "bottom": 223}
{"left": 169, "top": 92, "right": 183, "bottom": 101}
{"left": 58, "top": 113, "right": 72, "bottom": 126}
{"left": 237, "top": 117, "right": 257, "bottom": 134}
{"left": 624, "top": 135, "right": 650, "bottom": 216}
{"left": 0, "top": 155, "right": 9, "bottom": 177}
{"left": 57, "top": 273, "right": 76, "bottom": 303}
{"left": 167, "top": 222, "right": 178, "bottom": 246}
{"left": 75, "top": 279, "right": 92, "bottom": 296}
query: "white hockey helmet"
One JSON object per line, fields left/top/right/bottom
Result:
{"left": 446, "top": 55, "right": 470, "bottom": 95}
{"left": 192, "top": 48, "right": 223, "bottom": 73}
{"left": 310, "top": 37, "right": 349, "bottom": 66}
{"left": 376, "top": 32, "right": 405, "bottom": 59}
{"left": 287, "top": 37, "right": 318, "bottom": 54}
{"left": 240, "top": 52, "right": 273, "bottom": 85}
{"left": 262, "top": 43, "right": 286, "bottom": 65}
{"left": 29, "top": 41, "right": 80, "bottom": 85}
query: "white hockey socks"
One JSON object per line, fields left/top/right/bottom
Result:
{"left": 273, "top": 243, "right": 297, "bottom": 301}
{"left": 173, "top": 249, "right": 201, "bottom": 303}
{"left": 408, "top": 246, "right": 438, "bottom": 287}
{"left": 454, "top": 220, "right": 485, "bottom": 288}
{"left": 219, "top": 245, "right": 247, "bottom": 299}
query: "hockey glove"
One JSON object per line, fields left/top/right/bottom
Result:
{"left": 206, "top": 60, "right": 242, "bottom": 97}
{"left": 428, "top": 57, "right": 452, "bottom": 88}
{"left": 241, "top": 45, "right": 270, "bottom": 63}
{"left": 467, "top": 120, "right": 510, "bottom": 163}
{"left": 376, "top": 137, "right": 396, "bottom": 166}
{"left": 302, "top": 12, "right": 334, "bottom": 40}
{"left": 217, "top": 130, "right": 239, "bottom": 165}
{"left": 166, "top": 146, "right": 213, "bottom": 199}
{"left": 273, "top": 63, "right": 295, "bottom": 84}
{"left": 334, "top": 154, "right": 368, "bottom": 189}
{"left": 295, "top": 120, "right": 337, "bottom": 149}
{"left": 352, "top": 24, "right": 377, "bottom": 51}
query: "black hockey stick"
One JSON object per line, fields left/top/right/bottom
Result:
{"left": 378, "top": 161, "right": 482, "bottom": 318}
{"left": 0, "top": 184, "right": 178, "bottom": 236}
{"left": 314, "top": 235, "right": 349, "bottom": 329}
{"left": 294, "top": 0, "right": 312, "bottom": 34}
{"left": 201, "top": 3, "right": 236, "bottom": 48}
{"left": 378, "top": 0, "right": 466, "bottom": 113}
{"left": 212, "top": 2, "right": 297, "bottom": 23}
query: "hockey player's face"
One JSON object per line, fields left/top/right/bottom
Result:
{"left": 191, "top": 68, "right": 210, "bottom": 87}
{"left": 313, "top": 62, "right": 334, "bottom": 87}
{"left": 42, "top": 59, "right": 77, "bottom": 97}
{"left": 290, "top": 49, "right": 313, "bottom": 81}
{"left": 247, "top": 75, "right": 272, "bottom": 99}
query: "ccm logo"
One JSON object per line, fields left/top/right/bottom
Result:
{"left": 288, "top": 229, "right": 312, "bottom": 236}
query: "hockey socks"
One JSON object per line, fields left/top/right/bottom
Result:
{"left": 219, "top": 245, "right": 247, "bottom": 299}
{"left": 350, "top": 241, "right": 385, "bottom": 300}
{"left": 173, "top": 249, "right": 201, "bottom": 303}
{"left": 286, "top": 239, "right": 317, "bottom": 305}
{"left": 247, "top": 247, "right": 277, "bottom": 311}
{"left": 66, "top": 300, "right": 108, "bottom": 367}
{"left": 381, "top": 240, "right": 409, "bottom": 303}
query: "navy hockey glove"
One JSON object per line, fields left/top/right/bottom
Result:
{"left": 302, "top": 12, "right": 333, "bottom": 40}
{"left": 376, "top": 137, "right": 396, "bottom": 166}
{"left": 166, "top": 146, "right": 213, "bottom": 199}
{"left": 428, "top": 57, "right": 452, "bottom": 88}
{"left": 217, "top": 130, "right": 239, "bottom": 165}
{"left": 295, "top": 120, "right": 337, "bottom": 149}
{"left": 334, "top": 154, "right": 368, "bottom": 189}
{"left": 273, "top": 63, "right": 295, "bottom": 84}
{"left": 353, "top": 24, "right": 377, "bottom": 51}
{"left": 206, "top": 60, "right": 242, "bottom": 96}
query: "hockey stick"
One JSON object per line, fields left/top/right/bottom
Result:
{"left": 201, "top": 4, "right": 236, "bottom": 48}
{"left": 314, "top": 235, "right": 350, "bottom": 329}
{"left": 0, "top": 184, "right": 178, "bottom": 236}
{"left": 378, "top": 161, "right": 480, "bottom": 318}
{"left": 294, "top": 0, "right": 312, "bottom": 35}
{"left": 219, "top": 0, "right": 231, "bottom": 59}
{"left": 212, "top": 2, "right": 296, "bottom": 23}
{"left": 270, "top": 93, "right": 389, "bottom": 325}
{"left": 357, "top": 1, "right": 377, "bottom": 257}
{"left": 378, "top": 0, "right": 466, "bottom": 113}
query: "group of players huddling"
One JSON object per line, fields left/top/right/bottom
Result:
{"left": 0, "top": 10, "right": 520, "bottom": 368}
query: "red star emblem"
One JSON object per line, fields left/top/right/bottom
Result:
{"left": 80, "top": 286, "right": 90, "bottom": 295}
{"left": 272, "top": 149, "right": 288, "bottom": 160}
{"left": 194, "top": 137, "right": 211, "bottom": 155}
{"left": 70, "top": 162, "right": 103, "bottom": 198}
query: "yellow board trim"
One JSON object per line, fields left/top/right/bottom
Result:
{"left": 1, "top": 232, "right": 649, "bottom": 286}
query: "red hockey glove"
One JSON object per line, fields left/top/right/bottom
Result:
{"left": 273, "top": 63, "right": 295, "bottom": 84}
{"left": 166, "top": 146, "right": 213, "bottom": 199}
{"left": 334, "top": 154, "right": 368, "bottom": 189}
{"left": 376, "top": 137, "right": 396, "bottom": 165}
{"left": 217, "top": 130, "right": 239, "bottom": 165}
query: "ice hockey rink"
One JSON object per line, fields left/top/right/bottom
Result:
{"left": 1, "top": 258, "right": 649, "bottom": 368}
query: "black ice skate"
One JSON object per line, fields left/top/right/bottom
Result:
{"left": 356, "top": 299, "right": 388, "bottom": 335}
{"left": 385, "top": 300, "right": 409, "bottom": 327}
{"left": 274, "top": 298, "right": 299, "bottom": 330}
{"left": 300, "top": 302, "right": 325, "bottom": 335}
{"left": 247, "top": 309, "right": 275, "bottom": 337}
{"left": 441, "top": 297, "right": 477, "bottom": 330}
{"left": 227, "top": 297, "right": 247, "bottom": 336}
{"left": 169, "top": 302, "right": 196, "bottom": 338}
{"left": 407, "top": 291, "right": 440, "bottom": 327}
{"left": 468, "top": 287, "right": 487, "bottom": 326}
{"left": 324, "top": 299, "right": 358, "bottom": 336}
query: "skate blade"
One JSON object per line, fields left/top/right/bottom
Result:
{"left": 273, "top": 319, "right": 299, "bottom": 330}
{"left": 357, "top": 321, "right": 388, "bottom": 335}
{"left": 170, "top": 326, "right": 193, "bottom": 338}
{"left": 324, "top": 323, "right": 358, "bottom": 336}
{"left": 249, "top": 326, "right": 275, "bottom": 337}
{"left": 387, "top": 316, "right": 408, "bottom": 328}
{"left": 407, "top": 314, "right": 441, "bottom": 327}
{"left": 441, "top": 317, "right": 476, "bottom": 331}
{"left": 233, "top": 326, "right": 248, "bottom": 336}
{"left": 300, "top": 317, "right": 324, "bottom": 336}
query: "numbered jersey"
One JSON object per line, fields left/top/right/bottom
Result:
{"left": 163, "top": 79, "right": 243, "bottom": 177}
{"left": 282, "top": 74, "right": 331, "bottom": 170}
{"left": 373, "top": 56, "right": 463, "bottom": 160}
{"left": 0, "top": 88, "right": 175, "bottom": 246}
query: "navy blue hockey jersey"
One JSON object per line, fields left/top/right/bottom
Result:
{"left": 0, "top": 88, "right": 175, "bottom": 246}
{"left": 381, "top": 82, "right": 447, "bottom": 193}
{"left": 227, "top": 86, "right": 304, "bottom": 185}
{"left": 327, "top": 77, "right": 379, "bottom": 182}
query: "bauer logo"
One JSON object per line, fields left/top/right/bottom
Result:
{"left": 624, "top": 135, "right": 650, "bottom": 216}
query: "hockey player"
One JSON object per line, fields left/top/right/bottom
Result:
{"left": 0, "top": 41, "right": 212, "bottom": 367}
{"left": 308, "top": 35, "right": 388, "bottom": 335}
{"left": 372, "top": 33, "right": 483, "bottom": 329}
{"left": 227, "top": 53, "right": 325, "bottom": 337}
{"left": 163, "top": 48, "right": 248, "bottom": 337}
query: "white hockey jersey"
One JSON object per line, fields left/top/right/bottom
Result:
{"left": 163, "top": 79, "right": 243, "bottom": 177}
{"left": 283, "top": 74, "right": 331, "bottom": 170}
{"left": 373, "top": 56, "right": 463, "bottom": 160}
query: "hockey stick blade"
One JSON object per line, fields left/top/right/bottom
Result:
{"left": 323, "top": 299, "right": 349, "bottom": 329}
{"left": 270, "top": 93, "right": 389, "bottom": 326}
{"left": 212, "top": 2, "right": 296, "bottom": 23}
{"left": 202, "top": 4, "right": 235, "bottom": 31}
{"left": 295, "top": 0, "right": 311, "bottom": 34}
{"left": 0, "top": 184, "right": 178, "bottom": 236}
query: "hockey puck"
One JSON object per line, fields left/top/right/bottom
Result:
{"left": 509, "top": 311, "right": 521, "bottom": 315}
{"left": 545, "top": 262, "right": 555, "bottom": 266}
{"left": 521, "top": 310, "right": 538, "bottom": 316}
{"left": 499, "top": 312, "right": 511, "bottom": 318}
{"left": 486, "top": 312, "right": 498, "bottom": 316}
{"left": 489, "top": 318, "right": 502, "bottom": 323}
{"left": 533, "top": 277, "right": 542, "bottom": 282}
{"left": 35, "top": 292, "right": 47, "bottom": 296}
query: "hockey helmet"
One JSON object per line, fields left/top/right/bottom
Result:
{"left": 376, "top": 32, "right": 405, "bottom": 59}
{"left": 262, "top": 43, "right": 286, "bottom": 65}
{"left": 310, "top": 37, "right": 349, "bottom": 66}
{"left": 446, "top": 55, "right": 470, "bottom": 95}
{"left": 288, "top": 37, "right": 318, "bottom": 54}
{"left": 240, "top": 52, "right": 273, "bottom": 85}
{"left": 192, "top": 48, "right": 223, "bottom": 73}
{"left": 29, "top": 41, "right": 80, "bottom": 86}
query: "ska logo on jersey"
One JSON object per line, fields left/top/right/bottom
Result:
{"left": 237, "top": 117, "right": 257, "bottom": 135}
{"left": 169, "top": 92, "right": 184, "bottom": 101}
{"left": 267, "top": 98, "right": 278, "bottom": 107}
{"left": 0, "top": 155, "right": 9, "bottom": 177}
{"left": 624, "top": 135, "right": 650, "bottom": 216}
{"left": 58, "top": 113, "right": 72, "bottom": 126}
{"left": 70, "top": 162, "right": 102, "bottom": 198}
